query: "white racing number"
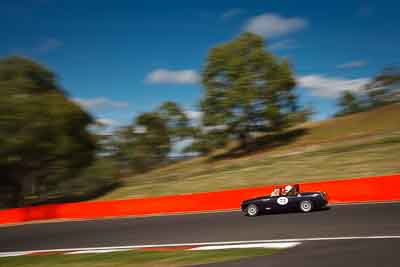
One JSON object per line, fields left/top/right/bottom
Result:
{"left": 277, "top": 197, "right": 289, "bottom": 206}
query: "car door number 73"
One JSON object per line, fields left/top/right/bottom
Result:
{"left": 277, "top": 197, "right": 289, "bottom": 205}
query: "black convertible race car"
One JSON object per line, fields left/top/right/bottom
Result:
{"left": 241, "top": 185, "right": 328, "bottom": 216}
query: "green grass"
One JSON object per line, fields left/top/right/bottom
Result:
{"left": 101, "top": 104, "right": 400, "bottom": 200}
{"left": 0, "top": 249, "right": 279, "bottom": 267}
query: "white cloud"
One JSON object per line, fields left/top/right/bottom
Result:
{"left": 96, "top": 118, "right": 117, "bottom": 126}
{"left": 269, "top": 39, "right": 298, "bottom": 50}
{"left": 336, "top": 60, "right": 368, "bottom": 69}
{"left": 203, "top": 124, "right": 228, "bottom": 133}
{"left": 297, "top": 75, "right": 370, "bottom": 98}
{"left": 221, "top": 8, "right": 245, "bottom": 20}
{"left": 244, "top": 13, "right": 308, "bottom": 38}
{"left": 185, "top": 110, "right": 202, "bottom": 120}
{"left": 134, "top": 126, "right": 147, "bottom": 134}
{"left": 170, "top": 138, "right": 198, "bottom": 158}
{"left": 185, "top": 110, "right": 203, "bottom": 126}
{"left": 146, "top": 69, "right": 200, "bottom": 84}
{"left": 36, "top": 38, "right": 63, "bottom": 53}
{"left": 90, "top": 118, "right": 121, "bottom": 136}
{"left": 73, "top": 97, "right": 129, "bottom": 109}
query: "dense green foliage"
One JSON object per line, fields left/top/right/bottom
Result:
{"left": 157, "top": 101, "right": 194, "bottom": 140}
{"left": 116, "top": 112, "right": 171, "bottom": 173}
{"left": 336, "top": 66, "right": 400, "bottom": 116}
{"left": 336, "top": 91, "right": 363, "bottom": 116}
{"left": 112, "top": 102, "right": 194, "bottom": 173}
{"left": 197, "top": 33, "right": 298, "bottom": 152}
{"left": 364, "top": 66, "right": 400, "bottom": 107}
{"left": 0, "top": 56, "right": 98, "bottom": 206}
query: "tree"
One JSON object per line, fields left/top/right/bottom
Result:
{"left": 200, "top": 32, "right": 297, "bottom": 148}
{"left": 112, "top": 103, "right": 196, "bottom": 172}
{"left": 336, "top": 91, "right": 362, "bottom": 116}
{"left": 183, "top": 126, "right": 229, "bottom": 156}
{"left": 0, "top": 56, "right": 96, "bottom": 206}
{"left": 364, "top": 66, "right": 400, "bottom": 107}
{"left": 157, "top": 101, "right": 194, "bottom": 140}
{"left": 288, "top": 104, "right": 314, "bottom": 124}
{"left": 135, "top": 112, "right": 171, "bottom": 165}
{"left": 113, "top": 112, "right": 171, "bottom": 173}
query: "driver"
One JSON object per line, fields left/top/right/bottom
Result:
{"left": 270, "top": 188, "right": 282, "bottom": 196}
{"left": 283, "top": 185, "right": 295, "bottom": 196}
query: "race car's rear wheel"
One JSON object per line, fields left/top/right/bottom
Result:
{"left": 299, "top": 200, "right": 313, "bottom": 212}
{"left": 246, "top": 204, "right": 259, "bottom": 217}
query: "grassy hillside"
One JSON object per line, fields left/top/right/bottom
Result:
{"left": 101, "top": 104, "right": 400, "bottom": 200}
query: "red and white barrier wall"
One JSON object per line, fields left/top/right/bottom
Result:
{"left": 1, "top": 174, "right": 399, "bottom": 225}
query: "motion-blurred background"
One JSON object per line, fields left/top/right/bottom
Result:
{"left": 1, "top": 0, "right": 399, "bottom": 209}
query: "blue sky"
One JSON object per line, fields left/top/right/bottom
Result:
{"left": 1, "top": 0, "right": 399, "bottom": 127}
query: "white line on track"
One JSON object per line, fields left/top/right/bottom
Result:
{"left": 65, "top": 249, "right": 132, "bottom": 255}
{"left": 1, "top": 235, "right": 400, "bottom": 257}
{"left": 190, "top": 242, "right": 301, "bottom": 250}
{"left": 0, "top": 252, "right": 28, "bottom": 257}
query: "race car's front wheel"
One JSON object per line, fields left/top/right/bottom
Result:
{"left": 246, "top": 204, "right": 259, "bottom": 217}
{"left": 299, "top": 200, "right": 313, "bottom": 212}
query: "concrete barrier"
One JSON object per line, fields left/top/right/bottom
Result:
{"left": 1, "top": 174, "right": 399, "bottom": 225}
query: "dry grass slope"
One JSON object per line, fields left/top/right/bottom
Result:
{"left": 101, "top": 104, "right": 400, "bottom": 200}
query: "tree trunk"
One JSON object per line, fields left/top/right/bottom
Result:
{"left": 239, "top": 131, "right": 250, "bottom": 149}
{"left": 11, "top": 183, "right": 24, "bottom": 208}
{"left": 37, "top": 178, "right": 49, "bottom": 203}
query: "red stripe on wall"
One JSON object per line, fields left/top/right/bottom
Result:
{"left": 1, "top": 174, "right": 399, "bottom": 225}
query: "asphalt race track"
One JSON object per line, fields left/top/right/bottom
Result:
{"left": 1, "top": 202, "right": 400, "bottom": 266}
